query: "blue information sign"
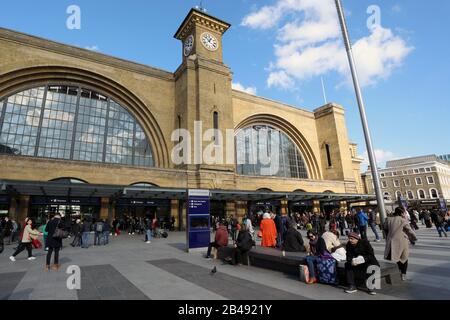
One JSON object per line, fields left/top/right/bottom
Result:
{"left": 187, "top": 189, "right": 210, "bottom": 251}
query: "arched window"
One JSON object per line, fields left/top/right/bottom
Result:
{"left": 235, "top": 125, "right": 308, "bottom": 179}
{"left": 417, "top": 189, "right": 426, "bottom": 199}
{"left": 395, "top": 191, "right": 402, "bottom": 199}
{"left": 383, "top": 192, "right": 391, "bottom": 201}
{"left": 407, "top": 191, "right": 414, "bottom": 200}
{"left": 0, "top": 85, "right": 154, "bottom": 167}
{"left": 429, "top": 188, "right": 439, "bottom": 199}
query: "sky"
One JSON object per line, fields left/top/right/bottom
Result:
{"left": 1, "top": 0, "right": 449, "bottom": 170}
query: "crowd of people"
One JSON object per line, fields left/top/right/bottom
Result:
{"left": 1, "top": 205, "right": 449, "bottom": 295}
{"left": 205, "top": 206, "right": 449, "bottom": 295}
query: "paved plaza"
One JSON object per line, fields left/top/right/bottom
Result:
{"left": 1, "top": 226, "right": 449, "bottom": 300}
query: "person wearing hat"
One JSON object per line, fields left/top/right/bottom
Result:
{"left": 344, "top": 232, "right": 380, "bottom": 295}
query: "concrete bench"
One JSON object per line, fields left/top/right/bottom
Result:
{"left": 215, "top": 246, "right": 250, "bottom": 265}
{"left": 247, "top": 246, "right": 400, "bottom": 286}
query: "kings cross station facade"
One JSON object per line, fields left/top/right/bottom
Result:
{"left": 0, "top": 8, "right": 374, "bottom": 228}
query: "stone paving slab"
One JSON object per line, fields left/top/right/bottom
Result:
{"left": 78, "top": 264, "right": 149, "bottom": 300}
{"left": 0, "top": 271, "right": 26, "bottom": 300}
{"left": 148, "top": 258, "right": 309, "bottom": 300}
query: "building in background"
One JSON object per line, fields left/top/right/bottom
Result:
{"left": 0, "top": 8, "right": 369, "bottom": 227}
{"left": 362, "top": 155, "right": 450, "bottom": 211}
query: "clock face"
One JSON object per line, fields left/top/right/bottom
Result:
{"left": 183, "top": 35, "right": 194, "bottom": 56}
{"left": 201, "top": 32, "right": 219, "bottom": 51}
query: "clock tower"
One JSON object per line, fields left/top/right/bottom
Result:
{"left": 174, "top": 8, "right": 230, "bottom": 63}
{"left": 174, "top": 8, "right": 236, "bottom": 189}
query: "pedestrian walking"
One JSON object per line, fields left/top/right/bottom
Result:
{"left": 357, "top": 209, "right": 369, "bottom": 240}
{"left": 368, "top": 209, "right": 381, "bottom": 242}
{"left": 431, "top": 210, "right": 447, "bottom": 237}
{"left": 44, "top": 214, "right": 64, "bottom": 271}
{"left": 103, "top": 219, "right": 110, "bottom": 245}
{"left": 384, "top": 207, "right": 417, "bottom": 281}
{"left": 71, "top": 219, "right": 82, "bottom": 247}
{"left": 81, "top": 219, "right": 92, "bottom": 248}
{"left": 9, "top": 218, "right": 42, "bottom": 262}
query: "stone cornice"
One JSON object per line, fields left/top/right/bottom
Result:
{"left": 0, "top": 27, "right": 175, "bottom": 82}
{"left": 231, "top": 90, "right": 315, "bottom": 119}
{"left": 174, "top": 8, "right": 231, "bottom": 40}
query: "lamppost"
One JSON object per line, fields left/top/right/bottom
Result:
{"left": 334, "top": 0, "right": 387, "bottom": 225}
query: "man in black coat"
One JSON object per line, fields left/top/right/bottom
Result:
{"left": 282, "top": 221, "right": 305, "bottom": 252}
{"left": 45, "top": 214, "right": 63, "bottom": 271}
{"left": 344, "top": 232, "right": 380, "bottom": 295}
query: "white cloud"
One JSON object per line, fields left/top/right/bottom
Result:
{"left": 242, "top": 0, "right": 413, "bottom": 90}
{"left": 232, "top": 82, "right": 257, "bottom": 95}
{"left": 267, "top": 71, "right": 295, "bottom": 89}
{"left": 361, "top": 149, "right": 398, "bottom": 170}
{"left": 85, "top": 45, "right": 100, "bottom": 51}
{"left": 392, "top": 5, "right": 402, "bottom": 13}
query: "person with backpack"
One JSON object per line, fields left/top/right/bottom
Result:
{"left": 344, "top": 232, "right": 379, "bottom": 295}
{"left": 10, "top": 218, "right": 42, "bottom": 261}
{"left": 94, "top": 219, "right": 104, "bottom": 245}
{"left": 44, "top": 214, "right": 64, "bottom": 271}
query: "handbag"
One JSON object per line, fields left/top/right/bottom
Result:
{"left": 31, "top": 238, "right": 42, "bottom": 249}
{"left": 53, "top": 225, "right": 69, "bottom": 239}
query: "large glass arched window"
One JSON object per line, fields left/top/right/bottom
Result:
{"left": 0, "top": 85, "right": 153, "bottom": 167}
{"left": 235, "top": 125, "right": 308, "bottom": 179}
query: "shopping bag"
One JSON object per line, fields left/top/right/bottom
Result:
{"left": 299, "top": 265, "right": 310, "bottom": 283}
{"left": 31, "top": 238, "right": 42, "bottom": 249}
{"left": 317, "top": 255, "right": 338, "bottom": 285}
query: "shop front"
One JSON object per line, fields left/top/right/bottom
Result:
{"left": 29, "top": 196, "right": 101, "bottom": 226}
{"left": 115, "top": 198, "right": 171, "bottom": 228}
{"left": 288, "top": 200, "right": 313, "bottom": 215}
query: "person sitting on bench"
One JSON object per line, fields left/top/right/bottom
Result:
{"left": 205, "top": 220, "right": 228, "bottom": 259}
{"left": 282, "top": 220, "right": 306, "bottom": 253}
{"left": 304, "top": 231, "right": 328, "bottom": 284}
{"left": 225, "top": 224, "right": 253, "bottom": 265}
{"left": 344, "top": 232, "right": 380, "bottom": 295}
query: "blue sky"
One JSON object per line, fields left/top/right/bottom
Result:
{"left": 1, "top": 0, "right": 449, "bottom": 169}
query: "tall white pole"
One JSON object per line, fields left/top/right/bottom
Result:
{"left": 321, "top": 77, "right": 328, "bottom": 105}
{"left": 334, "top": 0, "right": 387, "bottom": 224}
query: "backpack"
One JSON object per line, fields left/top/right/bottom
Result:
{"left": 96, "top": 223, "right": 103, "bottom": 232}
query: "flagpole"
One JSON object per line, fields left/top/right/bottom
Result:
{"left": 334, "top": 0, "right": 387, "bottom": 225}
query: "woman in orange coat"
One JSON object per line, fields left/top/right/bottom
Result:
{"left": 260, "top": 213, "right": 277, "bottom": 247}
